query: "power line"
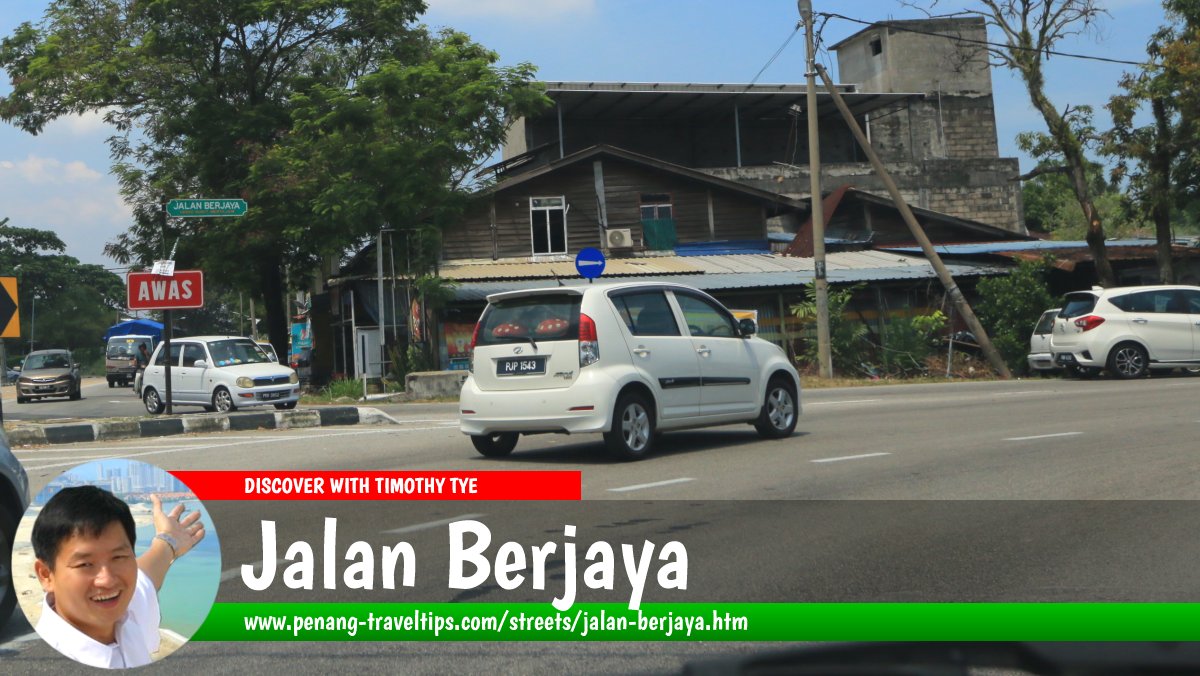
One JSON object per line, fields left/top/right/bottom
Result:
{"left": 820, "top": 12, "right": 1157, "bottom": 69}
{"left": 747, "top": 22, "right": 803, "bottom": 88}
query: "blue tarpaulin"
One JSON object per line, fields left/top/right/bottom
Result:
{"left": 103, "top": 319, "right": 164, "bottom": 343}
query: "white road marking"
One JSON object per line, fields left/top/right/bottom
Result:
{"left": 806, "top": 399, "right": 879, "bottom": 406}
{"left": 221, "top": 513, "right": 485, "bottom": 582}
{"left": 382, "top": 514, "right": 486, "bottom": 535}
{"left": 1003, "top": 432, "right": 1082, "bottom": 442}
{"left": 608, "top": 478, "right": 695, "bottom": 493}
{"left": 812, "top": 452, "right": 891, "bottom": 463}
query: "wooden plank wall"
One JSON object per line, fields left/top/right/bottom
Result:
{"left": 440, "top": 158, "right": 770, "bottom": 261}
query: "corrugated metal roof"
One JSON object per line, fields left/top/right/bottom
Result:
{"left": 448, "top": 253, "right": 1009, "bottom": 302}
{"left": 882, "top": 239, "right": 1163, "bottom": 256}
{"left": 440, "top": 256, "right": 702, "bottom": 280}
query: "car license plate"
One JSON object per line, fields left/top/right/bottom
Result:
{"left": 496, "top": 357, "right": 546, "bottom": 376}
{"left": 36, "top": 386, "right": 53, "bottom": 392}
{"left": 260, "top": 391, "right": 287, "bottom": 400}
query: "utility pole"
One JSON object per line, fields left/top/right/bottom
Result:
{"left": 799, "top": 0, "right": 832, "bottom": 378}
{"left": 814, "top": 62, "right": 1012, "bottom": 379}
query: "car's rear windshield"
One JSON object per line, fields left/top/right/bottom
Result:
{"left": 208, "top": 339, "right": 271, "bottom": 366}
{"left": 476, "top": 295, "right": 582, "bottom": 346}
{"left": 1034, "top": 310, "right": 1058, "bottom": 335}
{"left": 1060, "top": 293, "right": 1097, "bottom": 319}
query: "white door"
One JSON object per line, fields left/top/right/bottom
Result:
{"left": 671, "top": 291, "right": 759, "bottom": 416}
{"left": 1117, "top": 290, "right": 1193, "bottom": 362}
{"left": 176, "top": 342, "right": 209, "bottom": 403}
{"left": 354, "top": 328, "right": 383, "bottom": 378}
{"left": 610, "top": 289, "right": 701, "bottom": 420}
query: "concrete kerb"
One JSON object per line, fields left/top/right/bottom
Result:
{"left": 5, "top": 406, "right": 398, "bottom": 447}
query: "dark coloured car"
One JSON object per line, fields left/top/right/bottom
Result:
{"left": 16, "top": 349, "right": 82, "bottom": 403}
{"left": 0, "top": 432, "right": 30, "bottom": 625}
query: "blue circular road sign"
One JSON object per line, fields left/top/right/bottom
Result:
{"left": 575, "top": 247, "right": 606, "bottom": 279}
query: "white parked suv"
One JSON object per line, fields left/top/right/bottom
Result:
{"left": 1051, "top": 285, "right": 1200, "bottom": 379}
{"left": 459, "top": 282, "right": 801, "bottom": 460}
{"left": 140, "top": 336, "right": 300, "bottom": 413}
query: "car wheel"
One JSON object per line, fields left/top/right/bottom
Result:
{"left": 754, "top": 376, "right": 798, "bottom": 439}
{"left": 107, "top": 379, "right": 114, "bottom": 388}
{"left": 274, "top": 400, "right": 298, "bottom": 410}
{"left": 1184, "top": 367, "right": 1200, "bottom": 376}
{"left": 471, "top": 433, "right": 519, "bottom": 458}
{"left": 69, "top": 382, "right": 81, "bottom": 400}
{"left": 213, "top": 386, "right": 237, "bottom": 413}
{"left": 1108, "top": 342, "right": 1149, "bottom": 379}
{"left": 604, "top": 392, "right": 655, "bottom": 461}
{"left": 0, "top": 506, "right": 16, "bottom": 625}
{"left": 15, "top": 396, "right": 26, "bottom": 404}
{"left": 143, "top": 387, "right": 165, "bottom": 414}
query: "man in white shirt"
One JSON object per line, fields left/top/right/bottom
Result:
{"left": 31, "top": 485, "right": 206, "bottom": 668}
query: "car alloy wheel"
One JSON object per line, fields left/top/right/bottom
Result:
{"left": 1109, "top": 343, "right": 1148, "bottom": 379}
{"left": 143, "top": 387, "right": 164, "bottom": 414}
{"left": 755, "top": 377, "right": 797, "bottom": 439}
{"left": 212, "top": 386, "right": 236, "bottom": 413}
{"left": 604, "top": 392, "right": 654, "bottom": 460}
{"left": 471, "top": 433, "right": 518, "bottom": 457}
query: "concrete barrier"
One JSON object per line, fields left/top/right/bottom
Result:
{"left": 405, "top": 371, "right": 469, "bottom": 399}
{"left": 5, "top": 406, "right": 396, "bottom": 446}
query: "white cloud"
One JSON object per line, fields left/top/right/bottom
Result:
{"left": 45, "top": 109, "right": 115, "bottom": 137}
{"left": 0, "top": 155, "right": 104, "bottom": 184}
{"left": 425, "top": 0, "right": 594, "bottom": 21}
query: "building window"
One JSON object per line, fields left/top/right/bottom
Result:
{"left": 870, "top": 37, "right": 882, "bottom": 56}
{"left": 530, "top": 196, "right": 566, "bottom": 255}
{"left": 639, "top": 193, "right": 676, "bottom": 251}
{"left": 639, "top": 193, "right": 673, "bottom": 221}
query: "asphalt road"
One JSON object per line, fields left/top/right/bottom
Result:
{"left": 3, "top": 375, "right": 1200, "bottom": 673}
{"left": 1, "top": 377, "right": 146, "bottom": 422}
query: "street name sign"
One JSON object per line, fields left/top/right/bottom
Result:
{"left": 0, "top": 277, "right": 18, "bottom": 338}
{"left": 128, "top": 270, "right": 205, "bottom": 310}
{"left": 166, "top": 198, "right": 247, "bottom": 218}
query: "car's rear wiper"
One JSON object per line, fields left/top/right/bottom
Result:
{"left": 495, "top": 335, "right": 537, "bottom": 350}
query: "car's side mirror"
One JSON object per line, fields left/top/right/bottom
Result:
{"left": 738, "top": 318, "right": 757, "bottom": 336}
{"left": 193, "top": 360, "right": 208, "bottom": 369}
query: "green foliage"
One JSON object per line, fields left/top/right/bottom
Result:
{"left": 974, "top": 260, "right": 1056, "bottom": 375}
{"left": 0, "top": 0, "right": 548, "bottom": 357}
{"left": 789, "top": 283, "right": 868, "bottom": 376}
{"left": 322, "top": 377, "right": 364, "bottom": 401}
{"left": 1021, "top": 171, "right": 1148, "bottom": 239}
{"left": 0, "top": 220, "right": 125, "bottom": 353}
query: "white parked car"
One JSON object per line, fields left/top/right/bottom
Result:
{"left": 140, "top": 336, "right": 300, "bottom": 414}
{"left": 459, "top": 282, "right": 801, "bottom": 460}
{"left": 1026, "top": 308, "right": 1061, "bottom": 373}
{"left": 1051, "top": 285, "right": 1200, "bottom": 379}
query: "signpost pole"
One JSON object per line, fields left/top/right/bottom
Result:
{"left": 164, "top": 309, "right": 173, "bottom": 415}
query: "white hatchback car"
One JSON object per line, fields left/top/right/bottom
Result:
{"left": 140, "top": 336, "right": 301, "bottom": 414}
{"left": 459, "top": 282, "right": 801, "bottom": 460}
{"left": 1051, "top": 285, "right": 1200, "bottom": 379}
{"left": 1026, "top": 308, "right": 1061, "bottom": 373}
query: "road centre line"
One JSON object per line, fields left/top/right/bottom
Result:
{"left": 1004, "top": 432, "right": 1083, "bottom": 442}
{"left": 811, "top": 452, "right": 891, "bottom": 464}
{"left": 608, "top": 478, "right": 695, "bottom": 493}
{"left": 221, "top": 514, "right": 485, "bottom": 582}
{"left": 806, "top": 399, "right": 879, "bottom": 406}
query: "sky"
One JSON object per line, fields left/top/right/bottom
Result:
{"left": 0, "top": 0, "right": 1170, "bottom": 267}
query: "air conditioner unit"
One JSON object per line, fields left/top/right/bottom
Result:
{"left": 606, "top": 228, "right": 633, "bottom": 249}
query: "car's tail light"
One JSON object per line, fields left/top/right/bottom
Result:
{"left": 1074, "top": 315, "right": 1105, "bottom": 332}
{"left": 579, "top": 313, "right": 599, "bottom": 367}
{"left": 468, "top": 320, "right": 482, "bottom": 373}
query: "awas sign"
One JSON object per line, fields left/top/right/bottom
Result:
{"left": 127, "top": 271, "right": 205, "bottom": 310}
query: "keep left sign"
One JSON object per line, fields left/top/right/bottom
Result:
{"left": 127, "top": 270, "right": 205, "bottom": 310}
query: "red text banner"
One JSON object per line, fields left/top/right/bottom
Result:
{"left": 172, "top": 471, "right": 581, "bottom": 500}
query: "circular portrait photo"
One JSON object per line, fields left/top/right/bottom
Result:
{"left": 13, "top": 459, "right": 220, "bottom": 669}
